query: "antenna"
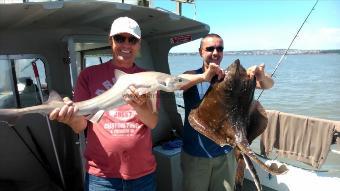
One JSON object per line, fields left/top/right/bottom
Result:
{"left": 171, "top": 0, "right": 195, "bottom": 15}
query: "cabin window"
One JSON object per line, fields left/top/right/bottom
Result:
{"left": 84, "top": 56, "right": 112, "bottom": 68}
{"left": 78, "top": 41, "right": 149, "bottom": 69}
{"left": 0, "top": 57, "right": 48, "bottom": 108}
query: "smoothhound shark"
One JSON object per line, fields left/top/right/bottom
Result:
{"left": 188, "top": 59, "right": 288, "bottom": 191}
{"left": 0, "top": 69, "right": 188, "bottom": 125}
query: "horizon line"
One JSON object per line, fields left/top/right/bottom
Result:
{"left": 170, "top": 49, "right": 340, "bottom": 53}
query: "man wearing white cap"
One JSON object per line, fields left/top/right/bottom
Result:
{"left": 49, "top": 16, "right": 226, "bottom": 191}
{"left": 49, "top": 17, "right": 158, "bottom": 191}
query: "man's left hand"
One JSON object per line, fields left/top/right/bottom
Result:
{"left": 247, "top": 64, "right": 265, "bottom": 81}
{"left": 123, "top": 85, "right": 149, "bottom": 107}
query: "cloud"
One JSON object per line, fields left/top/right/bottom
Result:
{"left": 294, "top": 27, "right": 340, "bottom": 50}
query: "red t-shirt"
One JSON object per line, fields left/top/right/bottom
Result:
{"left": 73, "top": 60, "right": 156, "bottom": 179}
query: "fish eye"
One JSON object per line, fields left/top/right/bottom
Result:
{"left": 178, "top": 78, "right": 183, "bottom": 82}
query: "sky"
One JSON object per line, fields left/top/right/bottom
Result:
{"left": 152, "top": 0, "right": 340, "bottom": 52}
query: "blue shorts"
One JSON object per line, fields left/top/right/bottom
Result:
{"left": 85, "top": 172, "right": 156, "bottom": 191}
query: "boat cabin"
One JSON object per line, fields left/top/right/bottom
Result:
{"left": 0, "top": 1, "right": 208, "bottom": 190}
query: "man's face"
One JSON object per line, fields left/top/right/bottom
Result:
{"left": 110, "top": 33, "right": 141, "bottom": 63}
{"left": 199, "top": 37, "right": 224, "bottom": 66}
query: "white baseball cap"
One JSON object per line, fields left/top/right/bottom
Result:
{"left": 109, "top": 17, "right": 141, "bottom": 39}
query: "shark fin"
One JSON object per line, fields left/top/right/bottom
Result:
{"left": 135, "top": 86, "right": 153, "bottom": 95}
{"left": 87, "top": 110, "right": 105, "bottom": 124}
{"left": 114, "top": 69, "right": 128, "bottom": 80}
{"left": 46, "top": 90, "right": 63, "bottom": 103}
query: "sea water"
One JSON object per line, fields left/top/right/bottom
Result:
{"left": 169, "top": 54, "right": 340, "bottom": 121}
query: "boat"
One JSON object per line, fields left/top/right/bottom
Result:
{"left": 0, "top": 0, "right": 208, "bottom": 190}
{"left": 0, "top": 1, "right": 339, "bottom": 191}
{"left": 242, "top": 110, "right": 340, "bottom": 191}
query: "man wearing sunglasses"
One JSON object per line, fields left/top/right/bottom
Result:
{"left": 49, "top": 17, "right": 158, "bottom": 191}
{"left": 180, "top": 33, "right": 274, "bottom": 191}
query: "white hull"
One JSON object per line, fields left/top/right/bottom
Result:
{"left": 245, "top": 144, "right": 340, "bottom": 191}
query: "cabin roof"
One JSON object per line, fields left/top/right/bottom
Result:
{"left": 0, "top": 1, "right": 209, "bottom": 40}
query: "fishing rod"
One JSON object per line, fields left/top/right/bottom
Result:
{"left": 31, "top": 59, "right": 66, "bottom": 189}
{"left": 257, "top": 0, "right": 319, "bottom": 100}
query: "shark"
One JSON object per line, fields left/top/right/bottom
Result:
{"left": 188, "top": 59, "right": 288, "bottom": 191}
{"left": 0, "top": 69, "right": 188, "bottom": 125}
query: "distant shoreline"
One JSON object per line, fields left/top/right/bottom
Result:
{"left": 169, "top": 49, "right": 340, "bottom": 56}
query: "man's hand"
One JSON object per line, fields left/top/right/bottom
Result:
{"left": 49, "top": 97, "right": 87, "bottom": 133}
{"left": 247, "top": 63, "right": 266, "bottom": 81}
{"left": 203, "top": 63, "right": 224, "bottom": 82}
{"left": 49, "top": 97, "right": 78, "bottom": 123}
{"left": 123, "top": 85, "right": 149, "bottom": 108}
{"left": 247, "top": 64, "right": 274, "bottom": 89}
{"left": 123, "top": 85, "right": 158, "bottom": 129}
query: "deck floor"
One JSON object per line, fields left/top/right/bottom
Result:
{"left": 243, "top": 179, "right": 277, "bottom": 191}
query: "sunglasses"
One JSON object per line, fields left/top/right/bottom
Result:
{"left": 205, "top": 46, "right": 224, "bottom": 52}
{"left": 113, "top": 34, "right": 139, "bottom": 45}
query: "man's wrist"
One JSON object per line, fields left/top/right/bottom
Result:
{"left": 199, "top": 73, "right": 207, "bottom": 82}
{"left": 68, "top": 116, "right": 87, "bottom": 131}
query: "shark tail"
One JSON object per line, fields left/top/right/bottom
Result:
{"left": 0, "top": 109, "right": 22, "bottom": 126}
{"left": 237, "top": 143, "right": 289, "bottom": 175}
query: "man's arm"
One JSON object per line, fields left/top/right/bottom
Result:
{"left": 178, "top": 70, "right": 205, "bottom": 91}
{"left": 179, "top": 63, "right": 224, "bottom": 91}
{"left": 247, "top": 64, "right": 274, "bottom": 89}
